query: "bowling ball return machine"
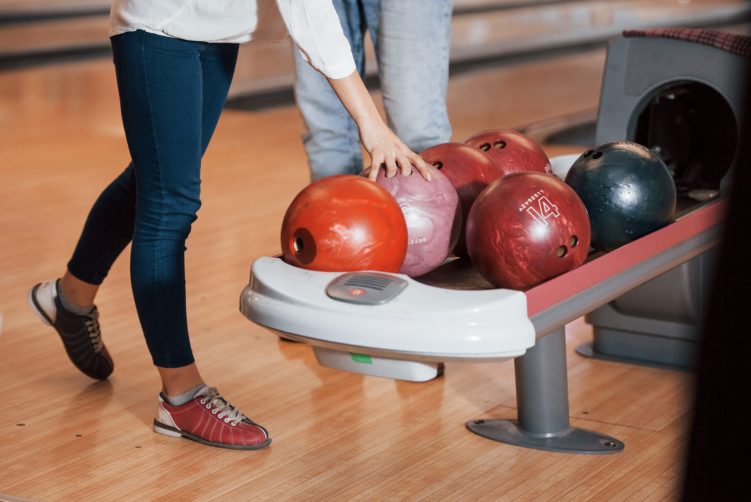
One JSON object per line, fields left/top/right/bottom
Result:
{"left": 574, "top": 28, "right": 748, "bottom": 370}
{"left": 240, "top": 29, "right": 746, "bottom": 454}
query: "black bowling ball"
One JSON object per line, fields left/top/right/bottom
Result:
{"left": 564, "top": 141, "right": 676, "bottom": 252}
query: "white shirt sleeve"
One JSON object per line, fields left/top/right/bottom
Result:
{"left": 275, "top": 0, "right": 356, "bottom": 79}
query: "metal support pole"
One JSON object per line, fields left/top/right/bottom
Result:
{"left": 517, "top": 327, "right": 571, "bottom": 435}
{"left": 467, "top": 327, "right": 624, "bottom": 454}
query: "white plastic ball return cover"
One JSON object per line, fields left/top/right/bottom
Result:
{"left": 240, "top": 256, "right": 535, "bottom": 381}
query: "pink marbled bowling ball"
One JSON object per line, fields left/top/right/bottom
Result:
{"left": 375, "top": 166, "right": 461, "bottom": 277}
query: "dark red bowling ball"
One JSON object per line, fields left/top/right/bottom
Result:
{"left": 376, "top": 166, "right": 461, "bottom": 277}
{"left": 466, "top": 172, "right": 590, "bottom": 289}
{"left": 465, "top": 129, "right": 552, "bottom": 176}
{"left": 281, "top": 175, "right": 408, "bottom": 272}
{"left": 420, "top": 142, "right": 505, "bottom": 257}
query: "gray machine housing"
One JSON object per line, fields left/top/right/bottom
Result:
{"left": 581, "top": 32, "right": 749, "bottom": 368}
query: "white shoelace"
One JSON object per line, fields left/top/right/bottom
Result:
{"left": 85, "top": 310, "right": 104, "bottom": 353}
{"left": 198, "top": 387, "right": 247, "bottom": 426}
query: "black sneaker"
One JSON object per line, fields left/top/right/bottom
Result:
{"left": 28, "top": 280, "right": 114, "bottom": 380}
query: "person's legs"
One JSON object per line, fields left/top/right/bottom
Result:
{"left": 33, "top": 32, "right": 236, "bottom": 377}
{"left": 112, "top": 33, "right": 267, "bottom": 448}
{"left": 373, "top": 0, "right": 453, "bottom": 152}
{"left": 110, "top": 31, "right": 238, "bottom": 376}
{"left": 152, "top": 39, "right": 239, "bottom": 395}
{"left": 112, "top": 32, "right": 203, "bottom": 374}
{"left": 32, "top": 33, "right": 241, "bottom": 384}
{"left": 110, "top": 33, "right": 267, "bottom": 449}
{"left": 293, "top": 0, "right": 367, "bottom": 180}
{"left": 62, "top": 32, "right": 238, "bottom": 302}
{"left": 31, "top": 31, "right": 267, "bottom": 449}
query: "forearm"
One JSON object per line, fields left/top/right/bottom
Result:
{"left": 326, "top": 71, "right": 430, "bottom": 180}
{"left": 327, "top": 72, "right": 384, "bottom": 130}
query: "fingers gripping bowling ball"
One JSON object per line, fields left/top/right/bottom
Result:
{"left": 466, "top": 172, "right": 591, "bottom": 290}
{"left": 281, "top": 175, "right": 408, "bottom": 272}
{"left": 376, "top": 166, "right": 461, "bottom": 277}
{"left": 465, "top": 129, "right": 552, "bottom": 176}
{"left": 564, "top": 141, "right": 677, "bottom": 252}
{"left": 419, "top": 142, "right": 503, "bottom": 257}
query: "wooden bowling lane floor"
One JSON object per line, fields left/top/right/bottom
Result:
{"left": 0, "top": 49, "right": 694, "bottom": 500}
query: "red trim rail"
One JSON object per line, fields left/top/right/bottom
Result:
{"left": 527, "top": 198, "right": 727, "bottom": 336}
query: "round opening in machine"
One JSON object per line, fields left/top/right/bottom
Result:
{"left": 633, "top": 81, "right": 737, "bottom": 202}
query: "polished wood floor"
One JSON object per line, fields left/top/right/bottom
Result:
{"left": 0, "top": 47, "right": 694, "bottom": 501}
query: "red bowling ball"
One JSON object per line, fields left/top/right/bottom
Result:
{"left": 420, "top": 142, "right": 505, "bottom": 257}
{"left": 376, "top": 166, "right": 461, "bottom": 277}
{"left": 281, "top": 175, "right": 408, "bottom": 272}
{"left": 466, "top": 172, "right": 590, "bottom": 290}
{"left": 465, "top": 128, "right": 552, "bottom": 176}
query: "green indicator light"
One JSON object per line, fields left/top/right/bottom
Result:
{"left": 351, "top": 353, "right": 373, "bottom": 364}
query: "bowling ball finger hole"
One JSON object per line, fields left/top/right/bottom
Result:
{"left": 556, "top": 246, "right": 568, "bottom": 258}
{"left": 493, "top": 140, "right": 507, "bottom": 150}
{"left": 290, "top": 228, "right": 316, "bottom": 265}
{"left": 479, "top": 143, "right": 491, "bottom": 152}
{"left": 592, "top": 152, "right": 603, "bottom": 159}
{"left": 569, "top": 236, "right": 579, "bottom": 247}
{"left": 432, "top": 161, "right": 444, "bottom": 170}
{"left": 583, "top": 150, "right": 593, "bottom": 157}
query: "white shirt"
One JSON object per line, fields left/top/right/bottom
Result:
{"left": 109, "top": 0, "right": 356, "bottom": 79}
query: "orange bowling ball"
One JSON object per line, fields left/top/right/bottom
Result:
{"left": 281, "top": 174, "right": 408, "bottom": 272}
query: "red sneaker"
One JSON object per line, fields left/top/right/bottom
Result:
{"left": 153, "top": 386, "right": 271, "bottom": 450}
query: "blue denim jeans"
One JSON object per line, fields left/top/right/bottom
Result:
{"left": 293, "top": 0, "right": 453, "bottom": 180}
{"left": 67, "top": 31, "right": 238, "bottom": 368}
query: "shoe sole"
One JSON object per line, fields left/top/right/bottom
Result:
{"left": 28, "top": 284, "right": 54, "bottom": 327}
{"left": 153, "top": 420, "right": 272, "bottom": 450}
